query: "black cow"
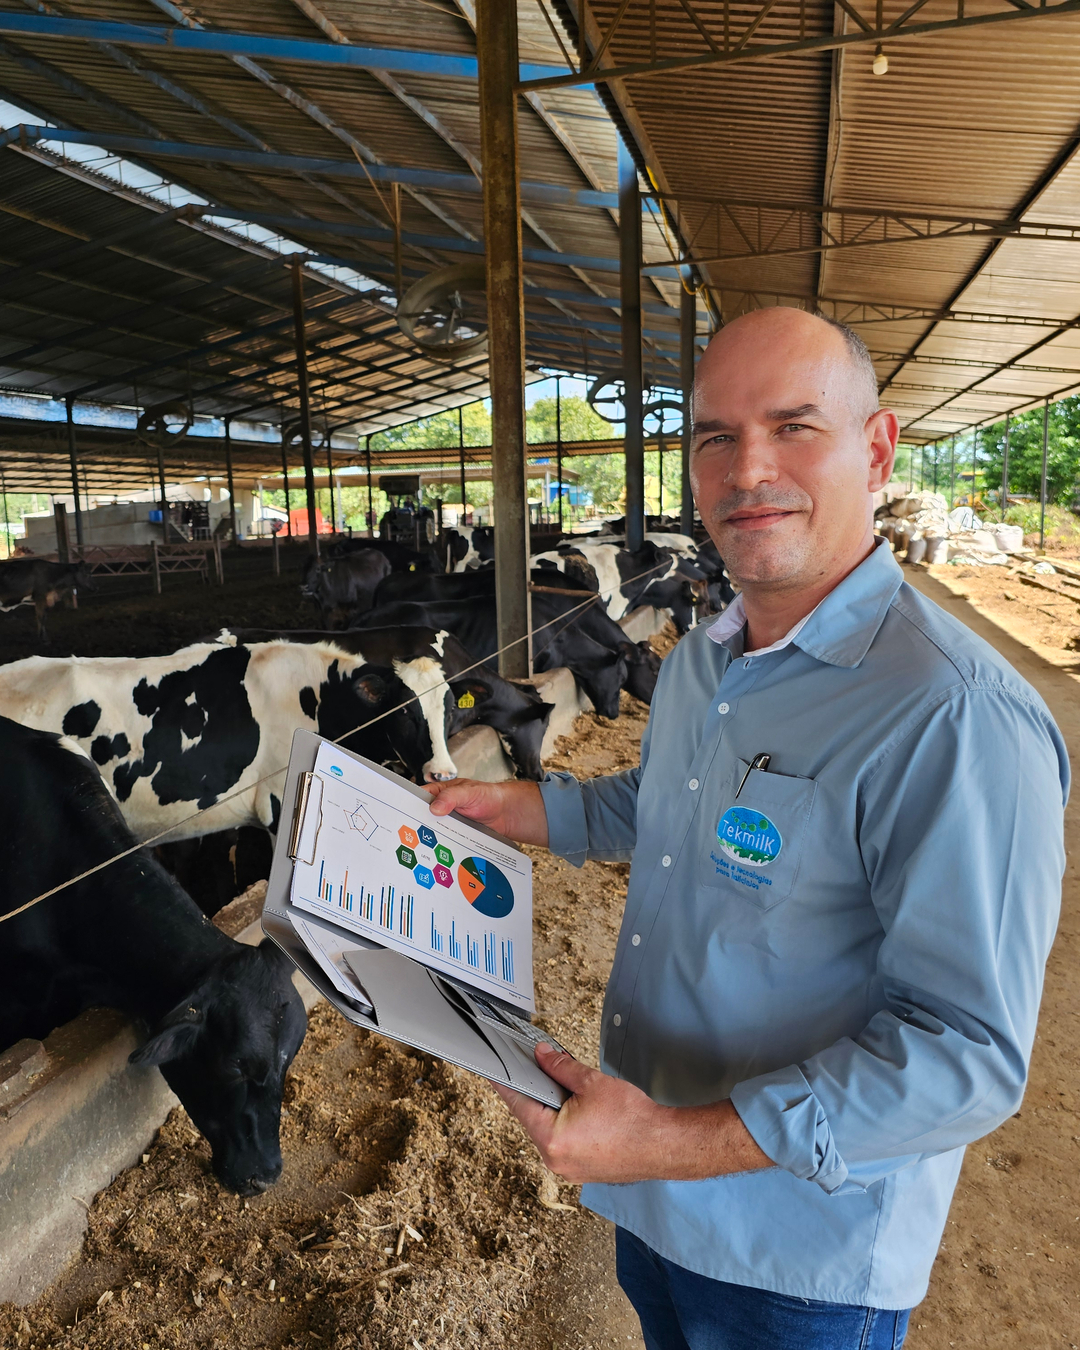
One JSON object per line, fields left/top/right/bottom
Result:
{"left": 0, "top": 558, "right": 95, "bottom": 639}
{"left": 0, "top": 717, "right": 307, "bottom": 1195}
{"left": 155, "top": 825, "right": 275, "bottom": 918}
{"left": 533, "top": 539, "right": 707, "bottom": 634}
{"left": 328, "top": 537, "right": 440, "bottom": 572}
{"left": 301, "top": 549, "right": 392, "bottom": 629}
{"left": 218, "top": 626, "right": 555, "bottom": 781}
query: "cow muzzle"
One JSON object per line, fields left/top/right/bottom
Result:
{"left": 425, "top": 767, "right": 458, "bottom": 782}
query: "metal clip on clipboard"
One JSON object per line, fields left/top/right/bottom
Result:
{"left": 288, "top": 771, "right": 322, "bottom": 864}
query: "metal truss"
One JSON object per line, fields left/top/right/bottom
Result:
{"left": 652, "top": 198, "right": 1080, "bottom": 267}
{"left": 517, "top": 0, "right": 1080, "bottom": 92}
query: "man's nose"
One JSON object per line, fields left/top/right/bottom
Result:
{"left": 724, "top": 433, "right": 780, "bottom": 490}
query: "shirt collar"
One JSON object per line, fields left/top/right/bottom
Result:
{"left": 705, "top": 539, "right": 904, "bottom": 669}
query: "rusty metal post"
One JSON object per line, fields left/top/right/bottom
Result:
{"left": 54, "top": 502, "right": 70, "bottom": 563}
{"left": 478, "top": 0, "right": 530, "bottom": 677}
{"left": 1001, "top": 413, "right": 1010, "bottom": 520}
{"left": 291, "top": 258, "right": 320, "bottom": 558}
{"left": 366, "top": 435, "right": 375, "bottom": 537}
{"left": 224, "top": 415, "right": 238, "bottom": 545}
{"left": 272, "top": 527, "right": 280, "bottom": 576}
{"left": 151, "top": 539, "right": 161, "bottom": 594}
{"left": 556, "top": 375, "right": 564, "bottom": 532}
{"left": 66, "top": 398, "right": 84, "bottom": 547}
{"left": 620, "top": 139, "right": 645, "bottom": 553}
{"left": 680, "top": 283, "right": 696, "bottom": 539}
{"left": 458, "top": 406, "right": 467, "bottom": 522}
{"left": 1040, "top": 399, "right": 1050, "bottom": 552}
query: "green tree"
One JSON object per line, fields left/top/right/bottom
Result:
{"left": 974, "top": 401, "right": 1080, "bottom": 508}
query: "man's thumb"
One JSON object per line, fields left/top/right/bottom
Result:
{"left": 535, "top": 1043, "right": 591, "bottom": 1094}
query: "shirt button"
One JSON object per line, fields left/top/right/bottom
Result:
{"left": 718, "top": 702, "right": 730, "bottom": 714}
{"left": 689, "top": 778, "right": 699, "bottom": 790}
{"left": 631, "top": 934, "right": 641, "bottom": 946}
{"left": 612, "top": 1014, "right": 622, "bottom": 1027}
{"left": 662, "top": 855, "right": 671, "bottom": 867}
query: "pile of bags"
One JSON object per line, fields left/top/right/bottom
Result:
{"left": 876, "top": 492, "right": 1026, "bottom": 567}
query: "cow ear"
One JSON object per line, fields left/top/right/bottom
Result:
{"left": 353, "top": 672, "right": 389, "bottom": 704}
{"left": 129, "top": 1002, "right": 205, "bottom": 1067}
{"left": 453, "top": 681, "right": 490, "bottom": 707}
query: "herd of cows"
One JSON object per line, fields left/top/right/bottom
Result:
{"left": 0, "top": 522, "right": 732, "bottom": 1198}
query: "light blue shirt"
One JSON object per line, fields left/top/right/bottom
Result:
{"left": 539, "top": 542, "right": 1067, "bottom": 1310}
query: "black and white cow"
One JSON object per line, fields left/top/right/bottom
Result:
{"left": 531, "top": 539, "right": 707, "bottom": 634}
{"left": 445, "top": 525, "right": 496, "bottom": 572}
{"left": 360, "top": 591, "right": 662, "bottom": 717}
{"left": 0, "top": 716, "right": 307, "bottom": 1195}
{"left": 0, "top": 558, "right": 95, "bottom": 639}
{"left": 219, "top": 626, "right": 555, "bottom": 781}
{"left": 301, "top": 548, "right": 392, "bottom": 629}
{"left": 0, "top": 638, "right": 452, "bottom": 843}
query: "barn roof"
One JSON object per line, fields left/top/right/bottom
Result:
{"left": 1, "top": 0, "right": 1080, "bottom": 494}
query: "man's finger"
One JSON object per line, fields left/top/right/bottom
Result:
{"left": 535, "top": 1043, "right": 595, "bottom": 1095}
{"left": 493, "top": 1081, "right": 558, "bottom": 1136}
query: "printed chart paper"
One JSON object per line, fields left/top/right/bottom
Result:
{"left": 290, "top": 742, "right": 535, "bottom": 1011}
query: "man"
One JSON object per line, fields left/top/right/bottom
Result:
{"left": 427, "top": 308, "right": 1067, "bottom": 1349}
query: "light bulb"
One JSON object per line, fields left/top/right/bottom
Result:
{"left": 872, "top": 45, "right": 889, "bottom": 75}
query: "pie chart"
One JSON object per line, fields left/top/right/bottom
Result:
{"left": 457, "top": 856, "right": 515, "bottom": 919}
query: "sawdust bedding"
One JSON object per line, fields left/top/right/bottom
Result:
{"left": 0, "top": 677, "right": 655, "bottom": 1350}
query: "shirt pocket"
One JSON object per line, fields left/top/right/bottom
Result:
{"left": 700, "top": 760, "right": 818, "bottom": 910}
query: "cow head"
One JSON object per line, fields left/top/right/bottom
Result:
{"left": 316, "top": 662, "right": 435, "bottom": 783}
{"left": 129, "top": 940, "right": 307, "bottom": 1196}
{"left": 73, "top": 562, "right": 96, "bottom": 594}
{"left": 619, "top": 641, "right": 662, "bottom": 705}
{"left": 448, "top": 677, "right": 554, "bottom": 781}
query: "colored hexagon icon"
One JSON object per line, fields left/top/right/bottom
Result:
{"left": 433, "top": 864, "right": 453, "bottom": 887}
{"left": 398, "top": 825, "right": 419, "bottom": 849}
{"left": 413, "top": 865, "right": 435, "bottom": 889}
{"left": 435, "top": 844, "right": 454, "bottom": 867}
{"left": 396, "top": 845, "right": 416, "bottom": 868}
{"left": 418, "top": 825, "right": 438, "bottom": 849}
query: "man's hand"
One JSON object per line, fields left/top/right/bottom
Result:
{"left": 425, "top": 778, "right": 549, "bottom": 846}
{"left": 494, "top": 1043, "right": 773, "bottom": 1185}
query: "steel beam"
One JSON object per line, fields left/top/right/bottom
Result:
{"left": 516, "top": 0, "right": 1080, "bottom": 91}
{"left": 680, "top": 283, "right": 696, "bottom": 539}
{"left": 620, "top": 140, "right": 644, "bottom": 554}
{"left": 0, "top": 12, "right": 572, "bottom": 81}
{"left": 65, "top": 396, "right": 83, "bottom": 545}
{"left": 478, "top": 0, "right": 530, "bottom": 679}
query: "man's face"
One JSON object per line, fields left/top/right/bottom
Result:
{"left": 690, "top": 311, "right": 898, "bottom": 590}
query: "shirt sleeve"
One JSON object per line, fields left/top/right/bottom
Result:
{"left": 730, "top": 684, "right": 1068, "bottom": 1195}
{"left": 538, "top": 698, "right": 655, "bottom": 868}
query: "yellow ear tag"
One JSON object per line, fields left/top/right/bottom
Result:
{"left": 457, "top": 691, "right": 475, "bottom": 709}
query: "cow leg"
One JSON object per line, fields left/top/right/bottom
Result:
{"left": 33, "top": 593, "right": 48, "bottom": 640}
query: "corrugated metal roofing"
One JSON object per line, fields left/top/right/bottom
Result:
{"left": 2, "top": 0, "right": 1080, "bottom": 503}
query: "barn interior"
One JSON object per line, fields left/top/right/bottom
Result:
{"left": 3, "top": 0, "right": 1080, "bottom": 1345}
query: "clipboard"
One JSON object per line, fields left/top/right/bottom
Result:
{"left": 262, "top": 730, "right": 568, "bottom": 1108}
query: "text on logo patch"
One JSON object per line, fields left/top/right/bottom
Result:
{"left": 716, "top": 805, "right": 782, "bottom": 867}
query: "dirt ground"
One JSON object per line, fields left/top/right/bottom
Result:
{"left": 2, "top": 567, "right": 1079, "bottom": 1349}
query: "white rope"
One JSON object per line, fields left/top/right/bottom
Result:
{"left": 1, "top": 558, "right": 678, "bottom": 924}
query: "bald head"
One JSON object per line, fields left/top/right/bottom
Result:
{"left": 694, "top": 307, "right": 879, "bottom": 428}
{"left": 687, "top": 303, "right": 898, "bottom": 605}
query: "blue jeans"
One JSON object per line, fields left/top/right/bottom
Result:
{"left": 616, "top": 1228, "right": 911, "bottom": 1350}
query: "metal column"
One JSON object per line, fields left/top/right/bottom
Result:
{"left": 680, "top": 283, "right": 696, "bottom": 539}
{"left": 620, "top": 138, "right": 645, "bottom": 553}
{"left": 1040, "top": 399, "right": 1050, "bottom": 552}
{"left": 458, "top": 406, "right": 467, "bottom": 520}
{"left": 949, "top": 436, "right": 955, "bottom": 507}
{"left": 291, "top": 258, "right": 320, "bottom": 558}
{"left": 156, "top": 439, "right": 168, "bottom": 544}
{"left": 224, "top": 415, "right": 238, "bottom": 544}
{"left": 366, "top": 435, "right": 374, "bottom": 536}
{"left": 1001, "top": 414, "right": 1010, "bottom": 520}
{"left": 478, "top": 0, "right": 530, "bottom": 678}
{"left": 65, "top": 397, "right": 84, "bottom": 547}
{"left": 556, "top": 375, "right": 564, "bottom": 532}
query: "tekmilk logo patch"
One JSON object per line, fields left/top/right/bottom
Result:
{"left": 716, "top": 805, "right": 783, "bottom": 868}
{"left": 330, "top": 764, "right": 344, "bottom": 778}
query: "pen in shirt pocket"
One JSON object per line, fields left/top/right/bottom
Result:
{"left": 735, "top": 752, "right": 772, "bottom": 799}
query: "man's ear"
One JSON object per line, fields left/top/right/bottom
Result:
{"left": 129, "top": 1001, "right": 205, "bottom": 1067}
{"left": 867, "top": 408, "right": 900, "bottom": 491}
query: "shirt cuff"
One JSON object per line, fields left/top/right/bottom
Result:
{"left": 538, "top": 771, "right": 590, "bottom": 868}
{"left": 730, "top": 1065, "right": 850, "bottom": 1195}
